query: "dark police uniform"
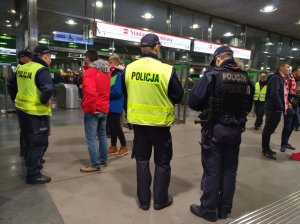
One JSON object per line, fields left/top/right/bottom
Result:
{"left": 189, "top": 46, "right": 254, "bottom": 222}
{"left": 7, "top": 46, "right": 54, "bottom": 184}
{"left": 8, "top": 49, "right": 33, "bottom": 157}
{"left": 122, "top": 33, "right": 184, "bottom": 210}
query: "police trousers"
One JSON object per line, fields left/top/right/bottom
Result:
{"left": 16, "top": 109, "right": 49, "bottom": 179}
{"left": 133, "top": 125, "right": 173, "bottom": 205}
{"left": 200, "top": 123, "right": 242, "bottom": 215}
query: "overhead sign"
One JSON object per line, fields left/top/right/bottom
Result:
{"left": 0, "top": 48, "right": 16, "bottom": 54}
{"left": 96, "top": 22, "right": 191, "bottom": 51}
{"left": 53, "top": 31, "right": 93, "bottom": 45}
{"left": 193, "top": 40, "right": 251, "bottom": 60}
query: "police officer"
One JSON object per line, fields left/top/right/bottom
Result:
{"left": 122, "top": 33, "right": 183, "bottom": 210}
{"left": 7, "top": 46, "right": 54, "bottom": 184}
{"left": 189, "top": 46, "right": 254, "bottom": 222}
{"left": 8, "top": 49, "right": 33, "bottom": 157}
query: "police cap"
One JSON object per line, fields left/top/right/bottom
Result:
{"left": 210, "top": 45, "right": 233, "bottom": 66}
{"left": 17, "top": 49, "right": 32, "bottom": 59}
{"left": 140, "top": 33, "right": 161, "bottom": 47}
{"left": 33, "top": 46, "right": 51, "bottom": 57}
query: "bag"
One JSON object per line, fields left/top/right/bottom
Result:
{"left": 290, "top": 152, "right": 300, "bottom": 161}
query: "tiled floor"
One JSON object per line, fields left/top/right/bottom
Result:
{"left": 1, "top": 108, "right": 300, "bottom": 224}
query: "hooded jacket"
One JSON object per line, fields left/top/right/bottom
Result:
{"left": 109, "top": 65, "right": 125, "bottom": 114}
{"left": 264, "top": 71, "right": 285, "bottom": 112}
{"left": 81, "top": 59, "right": 111, "bottom": 114}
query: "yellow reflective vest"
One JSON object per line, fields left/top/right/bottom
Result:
{"left": 15, "top": 61, "right": 52, "bottom": 116}
{"left": 253, "top": 82, "right": 267, "bottom": 102}
{"left": 125, "top": 57, "right": 174, "bottom": 126}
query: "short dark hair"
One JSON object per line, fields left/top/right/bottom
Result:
{"left": 292, "top": 66, "right": 300, "bottom": 73}
{"left": 86, "top": 49, "right": 99, "bottom": 62}
{"left": 277, "top": 61, "right": 289, "bottom": 70}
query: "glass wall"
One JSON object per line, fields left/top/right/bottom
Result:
{"left": 3, "top": 0, "right": 298, "bottom": 69}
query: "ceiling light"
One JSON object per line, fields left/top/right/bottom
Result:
{"left": 3, "top": 33, "right": 7, "bottom": 36}
{"left": 95, "top": 1, "right": 103, "bottom": 8}
{"left": 289, "top": 56, "right": 294, "bottom": 59}
{"left": 6, "top": 20, "right": 10, "bottom": 23}
{"left": 53, "top": 31, "right": 57, "bottom": 34}
{"left": 280, "top": 58, "right": 285, "bottom": 60}
{"left": 189, "top": 37, "right": 194, "bottom": 39}
{"left": 190, "top": 24, "right": 200, "bottom": 29}
{"left": 9, "top": 9, "right": 16, "bottom": 14}
{"left": 65, "top": 19, "right": 77, "bottom": 25}
{"left": 266, "top": 42, "right": 274, "bottom": 46}
{"left": 260, "top": 5, "right": 277, "bottom": 13}
{"left": 143, "top": 28, "right": 150, "bottom": 31}
{"left": 296, "top": 20, "right": 300, "bottom": 25}
{"left": 292, "top": 48, "right": 299, "bottom": 51}
{"left": 182, "top": 56, "right": 187, "bottom": 59}
{"left": 263, "top": 51, "right": 269, "bottom": 54}
{"left": 141, "top": 13, "right": 154, "bottom": 19}
{"left": 6, "top": 24, "right": 12, "bottom": 27}
{"left": 100, "top": 48, "right": 109, "bottom": 52}
{"left": 223, "top": 32, "right": 234, "bottom": 37}
{"left": 109, "top": 47, "right": 115, "bottom": 50}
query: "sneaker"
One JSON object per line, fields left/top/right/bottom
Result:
{"left": 263, "top": 151, "right": 276, "bottom": 160}
{"left": 287, "top": 144, "right": 296, "bottom": 150}
{"left": 100, "top": 161, "right": 107, "bottom": 167}
{"left": 80, "top": 165, "right": 100, "bottom": 172}
{"left": 280, "top": 146, "right": 286, "bottom": 152}
{"left": 108, "top": 146, "right": 118, "bottom": 155}
{"left": 115, "top": 146, "right": 129, "bottom": 156}
{"left": 294, "top": 128, "right": 299, "bottom": 131}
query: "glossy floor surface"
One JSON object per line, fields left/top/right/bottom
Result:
{"left": 1, "top": 108, "right": 300, "bottom": 224}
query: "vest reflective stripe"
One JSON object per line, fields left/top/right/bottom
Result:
{"left": 125, "top": 57, "right": 174, "bottom": 126}
{"left": 253, "top": 82, "right": 267, "bottom": 101}
{"left": 15, "top": 61, "right": 52, "bottom": 116}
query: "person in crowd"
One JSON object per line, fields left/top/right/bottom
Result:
{"left": 80, "top": 49, "right": 111, "bottom": 172}
{"left": 188, "top": 46, "right": 254, "bottom": 222}
{"left": 262, "top": 62, "right": 290, "bottom": 160}
{"left": 7, "top": 49, "right": 33, "bottom": 157}
{"left": 7, "top": 46, "right": 54, "bottom": 184}
{"left": 293, "top": 66, "right": 300, "bottom": 131}
{"left": 280, "top": 67, "right": 299, "bottom": 152}
{"left": 107, "top": 54, "right": 128, "bottom": 157}
{"left": 122, "top": 33, "right": 183, "bottom": 210}
{"left": 253, "top": 73, "right": 267, "bottom": 130}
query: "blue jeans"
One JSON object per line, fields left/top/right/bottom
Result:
{"left": 84, "top": 112, "right": 108, "bottom": 166}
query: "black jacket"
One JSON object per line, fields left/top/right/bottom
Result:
{"left": 264, "top": 71, "right": 285, "bottom": 112}
{"left": 7, "top": 58, "right": 54, "bottom": 104}
{"left": 189, "top": 59, "right": 254, "bottom": 125}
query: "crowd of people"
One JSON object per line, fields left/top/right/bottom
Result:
{"left": 6, "top": 33, "right": 300, "bottom": 222}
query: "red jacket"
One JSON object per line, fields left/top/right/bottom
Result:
{"left": 81, "top": 66, "right": 111, "bottom": 114}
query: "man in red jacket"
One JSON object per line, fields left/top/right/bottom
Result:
{"left": 80, "top": 49, "right": 111, "bottom": 172}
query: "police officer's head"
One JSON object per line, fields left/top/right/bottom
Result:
{"left": 140, "top": 33, "right": 161, "bottom": 56}
{"left": 17, "top": 49, "right": 32, "bottom": 64}
{"left": 277, "top": 61, "right": 290, "bottom": 76}
{"left": 85, "top": 49, "right": 99, "bottom": 65}
{"left": 33, "top": 46, "right": 52, "bottom": 67}
{"left": 210, "top": 46, "right": 233, "bottom": 67}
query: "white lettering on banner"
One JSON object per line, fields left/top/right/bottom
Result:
{"left": 193, "top": 40, "right": 251, "bottom": 60}
{"left": 96, "top": 22, "right": 190, "bottom": 50}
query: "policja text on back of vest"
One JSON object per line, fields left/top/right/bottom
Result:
{"left": 131, "top": 71, "right": 160, "bottom": 84}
